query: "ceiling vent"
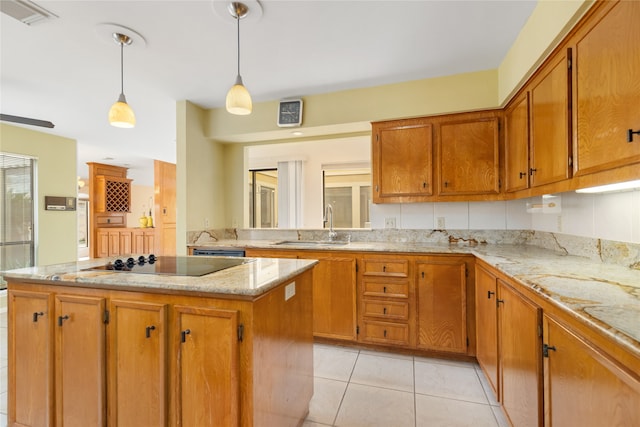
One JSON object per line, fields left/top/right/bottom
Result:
{"left": 0, "top": 0, "right": 58, "bottom": 25}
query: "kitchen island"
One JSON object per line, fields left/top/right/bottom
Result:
{"left": 4, "top": 255, "right": 317, "bottom": 427}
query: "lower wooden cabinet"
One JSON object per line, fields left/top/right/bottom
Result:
{"left": 498, "top": 280, "right": 542, "bottom": 427}
{"left": 96, "top": 228, "right": 157, "bottom": 257}
{"left": 416, "top": 258, "right": 468, "bottom": 354}
{"left": 109, "top": 300, "right": 167, "bottom": 427}
{"left": 475, "top": 264, "right": 499, "bottom": 398}
{"left": 245, "top": 248, "right": 358, "bottom": 341}
{"left": 543, "top": 314, "right": 640, "bottom": 427}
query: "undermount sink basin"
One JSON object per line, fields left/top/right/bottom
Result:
{"left": 275, "top": 240, "right": 349, "bottom": 247}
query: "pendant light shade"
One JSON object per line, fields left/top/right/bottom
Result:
{"left": 226, "top": 2, "right": 252, "bottom": 115}
{"left": 109, "top": 33, "right": 136, "bottom": 128}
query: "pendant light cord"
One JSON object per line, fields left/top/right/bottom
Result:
{"left": 236, "top": 10, "right": 241, "bottom": 77}
{"left": 119, "top": 41, "right": 124, "bottom": 95}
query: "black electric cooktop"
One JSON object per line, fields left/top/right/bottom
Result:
{"left": 85, "top": 255, "right": 251, "bottom": 277}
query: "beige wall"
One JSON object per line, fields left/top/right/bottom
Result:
{"left": 176, "top": 101, "right": 226, "bottom": 254}
{"left": 0, "top": 123, "right": 77, "bottom": 266}
{"left": 126, "top": 184, "right": 155, "bottom": 227}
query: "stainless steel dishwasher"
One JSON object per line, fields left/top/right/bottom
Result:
{"left": 192, "top": 248, "right": 246, "bottom": 257}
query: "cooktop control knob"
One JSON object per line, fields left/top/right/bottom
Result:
{"left": 148, "top": 254, "right": 156, "bottom": 263}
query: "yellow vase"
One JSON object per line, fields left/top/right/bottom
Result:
{"left": 139, "top": 216, "right": 148, "bottom": 228}
{"left": 146, "top": 216, "right": 153, "bottom": 228}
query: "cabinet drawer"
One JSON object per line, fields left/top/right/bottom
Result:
{"left": 362, "top": 259, "right": 409, "bottom": 277}
{"left": 362, "top": 280, "right": 409, "bottom": 299}
{"left": 362, "top": 299, "right": 409, "bottom": 321}
{"left": 361, "top": 320, "right": 410, "bottom": 346}
{"left": 96, "top": 216, "right": 125, "bottom": 226}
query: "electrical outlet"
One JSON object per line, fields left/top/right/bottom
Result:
{"left": 384, "top": 217, "right": 397, "bottom": 229}
{"left": 204, "top": 218, "right": 209, "bottom": 228}
{"left": 437, "top": 217, "right": 446, "bottom": 228}
{"left": 285, "top": 282, "right": 296, "bottom": 301}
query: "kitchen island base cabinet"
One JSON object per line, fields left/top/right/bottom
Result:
{"left": 543, "top": 315, "right": 640, "bottom": 427}
{"left": 8, "top": 268, "right": 314, "bottom": 427}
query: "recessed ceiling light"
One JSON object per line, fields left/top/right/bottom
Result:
{"left": 103, "top": 157, "right": 114, "bottom": 161}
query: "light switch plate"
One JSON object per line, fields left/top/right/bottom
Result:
{"left": 437, "top": 217, "right": 446, "bottom": 228}
{"left": 384, "top": 217, "right": 397, "bottom": 229}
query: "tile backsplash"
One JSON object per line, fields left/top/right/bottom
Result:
{"left": 370, "top": 190, "right": 640, "bottom": 245}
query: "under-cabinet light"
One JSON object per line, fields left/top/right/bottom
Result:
{"left": 576, "top": 180, "right": 640, "bottom": 194}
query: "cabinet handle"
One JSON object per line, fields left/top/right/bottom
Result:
{"left": 383, "top": 329, "right": 387, "bottom": 338}
{"left": 422, "top": 271, "right": 425, "bottom": 278}
{"left": 496, "top": 299, "right": 505, "bottom": 306}
{"left": 383, "top": 286, "right": 387, "bottom": 293}
{"left": 383, "top": 307, "right": 387, "bottom": 315}
{"left": 145, "top": 325, "right": 156, "bottom": 338}
{"left": 487, "top": 291, "right": 495, "bottom": 299}
{"left": 181, "top": 329, "right": 191, "bottom": 343}
{"left": 58, "top": 315, "right": 69, "bottom": 326}
{"left": 32, "top": 311, "right": 44, "bottom": 322}
{"left": 529, "top": 168, "right": 537, "bottom": 176}
{"left": 444, "top": 181, "right": 449, "bottom": 188}
{"left": 628, "top": 129, "right": 640, "bottom": 143}
{"left": 543, "top": 343, "right": 557, "bottom": 358}
{"left": 383, "top": 265, "right": 386, "bottom": 272}
{"left": 519, "top": 172, "right": 526, "bottom": 179}
{"left": 423, "top": 182, "right": 427, "bottom": 188}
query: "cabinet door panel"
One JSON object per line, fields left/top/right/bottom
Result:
{"left": 474, "top": 265, "right": 499, "bottom": 399}
{"left": 109, "top": 300, "right": 167, "bottom": 427}
{"left": 574, "top": 0, "right": 640, "bottom": 175}
{"left": 504, "top": 92, "right": 530, "bottom": 192}
{"left": 438, "top": 117, "right": 500, "bottom": 195}
{"left": 498, "top": 281, "right": 542, "bottom": 427}
{"left": 55, "top": 295, "right": 106, "bottom": 427}
{"left": 9, "top": 290, "right": 53, "bottom": 427}
{"left": 543, "top": 315, "right": 640, "bottom": 427}
{"left": 301, "top": 254, "right": 357, "bottom": 341}
{"left": 373, "top": 122, "right": 433, "bottom": 201}
{"left": 416, "top": 261, "right": 467, "bottom": 353}
{"left": 530, "top": 49, "right": 572, "bottom": 186}
{"left": 175, "top": 306, "right": 239, "bottom": 427}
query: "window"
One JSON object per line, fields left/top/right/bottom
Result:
{"left": 249, "top": 169, "right": 278, "bottom": 228}
{"left": 1, "top": 154, "right": 35, "bottom": 281}
{"left": 323, "top": 168, "right": 371, "bottom": 229}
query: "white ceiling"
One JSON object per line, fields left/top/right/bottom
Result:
{"left": 1, "top": 0, "right": 537, "bottom": 186}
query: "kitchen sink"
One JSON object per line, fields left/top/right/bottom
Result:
{"left": 275, "top": 240, "right": 349, "bottom": 247}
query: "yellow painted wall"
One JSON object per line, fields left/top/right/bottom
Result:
{"left": 0, "top": 123, "right": 77, "bottom": 266}
{"left": 176, "top": 101, "right": 226, "bottom": 253}
{"left": 498, "top": 0, "right": 593, "bottom": 104}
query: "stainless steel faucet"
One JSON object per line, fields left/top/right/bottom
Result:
{"left": 324, "top": 203, "right": 337, "bottom": 241}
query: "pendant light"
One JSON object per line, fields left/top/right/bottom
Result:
{"left": 108, "top": 33, "right": 136, "bottom": 128}
{"left": 226, "top": 2, "right": 252, "bottom": 115}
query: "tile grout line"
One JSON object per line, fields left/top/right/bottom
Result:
{"left": 330, "top": 349, "right": 361, "bottom": 426}
{"left": 473, "top": 366, "right": 502, "bottom": 426}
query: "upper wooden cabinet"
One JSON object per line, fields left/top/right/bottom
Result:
{"left": 529, "top": 47, "right": 573, "bottom": 187}
{"left": 436, "top": 111, "right": 500, "bottom": 196}
{"left": 571, "top": 0, "right": 640, "bottom": 176}
{"left": 372, "top": 118, "right": 433, "bottom": 203}
{"left": 504, "top": 92, "right": 530, "bottom": 192}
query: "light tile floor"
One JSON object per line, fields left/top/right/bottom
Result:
{"left": 0, "top": 309, "right": 508, "bottom": 427}
{"left": 305, "top": 344, "right": 509, "bottom": 427}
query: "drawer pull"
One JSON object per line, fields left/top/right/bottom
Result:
{"left": 32, "top": 311, "right": 44, "bottom": 322}
{"left": 383, "top": 286, "right": 387, "bottom": 293}
{"left": 181, "top": 329, "right": 191, "bottom": 343}
{"left": 383, "top": 307, "right": 387, "bottom": 315}
{"left": 628, "top": 129, "right": 640, "bottom": 143}
{"left": 383, "top": 265, "right": 386, "bottom": 272}
{"left": 383, "top": 329, "right": 387, "bottom": 338}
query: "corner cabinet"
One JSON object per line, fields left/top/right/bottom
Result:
{"left": 571, "top": 0, "right": 640, "bottom": 176}
{"left": 371, "top": 118, "right": 433, "bottom": 203}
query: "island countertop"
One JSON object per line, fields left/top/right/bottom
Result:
{"left": 2, "top": 256, "right": 318, "bottom": 298}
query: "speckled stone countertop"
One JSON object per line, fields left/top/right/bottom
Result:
{"left": 192, "top": 239, "right": 640, "bottom": 358}
{"left": 2, "top": 256, "right": 318, "bottom": 298}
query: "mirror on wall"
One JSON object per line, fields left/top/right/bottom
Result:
{"left": 246, "top": 136, "right": 371, "bottom": 229}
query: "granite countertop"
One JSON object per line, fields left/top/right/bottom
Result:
{"left": 193, "top": 239, "right": 640, "bottom": 358}
{"left": 2, "top": 256, "right": 318, "bottom": 297}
